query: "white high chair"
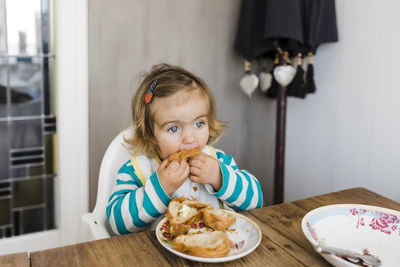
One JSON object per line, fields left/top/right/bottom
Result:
{"left": 78, "top": 127, "right": 132, "bottom": 242}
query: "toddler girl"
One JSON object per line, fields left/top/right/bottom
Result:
{"left": 107, "top": 63, "right": 263, "bottom": 235}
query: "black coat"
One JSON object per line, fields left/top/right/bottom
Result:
{"left": 234, "top": 0, "right": 338, "bottom": 60}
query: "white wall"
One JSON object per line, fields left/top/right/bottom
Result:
{"left": 285, "top": 0, "right": 400, "bottom": 202}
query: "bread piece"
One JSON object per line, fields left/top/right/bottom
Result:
{"left": 167, "top": 197, "right": 202, "bottom": 225}
{"left": 173, "top": 231, "right": 232, "bottom": 257}
{"left": 168, "top": 148, "right": 201, "bottom": 162}
{"left": 182, "top": 199, "right": 212, "bottom": 210}
{"left": 169, "top": 223, "right": 189, "bottom": 238}
{"left": 167, "top": 197, "right": 209, "bottom": 237}
{"left": 202, "top": 208, "right": 236, "bottom": 231}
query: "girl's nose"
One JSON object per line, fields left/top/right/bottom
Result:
{"left": 182, "top": 129, "right": 196, "bottom": 145}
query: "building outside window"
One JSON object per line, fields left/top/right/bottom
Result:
{"left": 0, "top": 0, "right": 56, "bottom": 238}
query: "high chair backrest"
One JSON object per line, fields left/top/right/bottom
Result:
{"left": 93, "top": 126, "right": 133, "bottom": 215}
{"left": 79, "top": 127, "right": 132, "bottom": 241}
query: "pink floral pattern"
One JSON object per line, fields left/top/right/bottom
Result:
{"left": 350, "top": 208, "right": 366, "bottom": 229}
{"left": 350, "top": 208, "right": 400, "bottom": 236}
{"left": 307, "top": 222, "right": 319, "bottom": 241}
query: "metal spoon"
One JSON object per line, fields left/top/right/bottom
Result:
{"left": 315, "top": 245, "right": 382, "bottom": 266}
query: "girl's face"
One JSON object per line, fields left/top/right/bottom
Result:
{"left": 152, "top": 89, "right": 210, "bottom": 159}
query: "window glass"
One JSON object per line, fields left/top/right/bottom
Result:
{"left": 0, "top": 0, "right": 56, "bottom": 238}
{"left": 5, "top": 0, "right": 41, "bottom": 56}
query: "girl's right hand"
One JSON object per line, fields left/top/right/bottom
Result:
{"left": 157, "top": 159, "right": 189, "bottom": 196}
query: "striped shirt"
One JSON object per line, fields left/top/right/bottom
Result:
{"left": 106, "top": 147, "right": 263, "bottom": 235}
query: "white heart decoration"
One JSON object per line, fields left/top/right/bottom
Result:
{"left": 240, "top": 73, "right": 259, "bottom": 99}
{"left": 273, "top": 65, "right": 296, "bottom": 87}
{"left": 259, "top": 72, "right": 273, "bottom": 93}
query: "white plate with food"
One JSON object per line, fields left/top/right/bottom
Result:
{"left": 301, "top": 204, "right": 400, "bottom": 266}
{"left": 156, "top": 198, "right": 262, "bottom": 263}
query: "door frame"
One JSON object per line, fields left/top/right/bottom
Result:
{"left": 55, "top": 0, "right": 89, "bottom": 247}
{"left": 0, "top": 0, "right": 89, "bottom": 255}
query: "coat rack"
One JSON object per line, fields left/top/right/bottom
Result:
{"left": 271, "top": 53, "right": 294, "bottom": 204}
{"left": 274, "top": 75, "right": 286, "bottom": 203}
{"left": 234, "top": 0, "right": 338, "bottom": 204}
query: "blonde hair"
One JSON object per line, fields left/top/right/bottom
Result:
{"left": 126, "top": 63, "right": 227, "bottom": 157}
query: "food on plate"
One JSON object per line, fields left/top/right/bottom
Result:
{"left": 167, "top": 197, "right": 211, "bottom": 237}
{"left": 202, "top": 207, "right": 236, "bottom": 231}
{"left": 163, "top": 197, "right": 239, "bottom": 257}
{"left": 173, "top": 230, "right": 232, "bottom": 258}
{"left": 168, "top": 148, "right": 201, "bottom": 162}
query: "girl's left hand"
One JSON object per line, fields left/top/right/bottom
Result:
{"left": 188, "top": 153, "right": 222, "bottom": 191}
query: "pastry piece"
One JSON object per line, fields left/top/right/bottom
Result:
{"left": 167, "top": 197, "right": 207, "bottom": 225}
{"left": 167, "top": 197, "right": 210, "bottom": 237}
{"left": 182, "top": 198, "right": 212, "bottom": 210}
{"left": 173, "top": 230, "right": 232, "bottom": 258}
{"left": 168, "top": 148, "right": 201, "bottom": 162}
{"left": 202, "top": 208, "right": 236, "bottom": 231}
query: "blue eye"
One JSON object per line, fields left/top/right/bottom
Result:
{"left": 168, "top": 126, "right": 178, "bottom": 133}
{"left": 195, "top": 121, "right": 204, "bottom": 128}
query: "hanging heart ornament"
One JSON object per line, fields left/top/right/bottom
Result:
{"left": 273, "top": 65, "right": 296, "bottom": 87}
{"left": 259, "top": 72, "right": 273, "bottom": 93}
{"left": 240, "top": 73, "right": 259, "bottom": 99}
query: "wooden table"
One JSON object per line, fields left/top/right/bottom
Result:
{"left": 0, "top": 252, "right": 29, "bottom": 267}
{"left": 26, "top": 187, "right": 400, "bottom": 266}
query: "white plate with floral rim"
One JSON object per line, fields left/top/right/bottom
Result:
{"left": 301, "top": 204, "right": 400, "bottom": 266}
{"left": 156, "top": 211, "right": 262, "bottom": 263}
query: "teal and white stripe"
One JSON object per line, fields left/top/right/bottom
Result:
{"left": 107, "top": 160, "right": 170, "bottom": 234}
{"left": 214, "top": 150, "right": 263, "bottom": 210}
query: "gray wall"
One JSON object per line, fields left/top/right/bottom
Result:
{"left": 88, "top": 0, "right": 276, "bottom": 210}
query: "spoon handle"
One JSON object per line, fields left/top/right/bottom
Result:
{"left": 315, "top": 245, "right": 382, "bottom": 266}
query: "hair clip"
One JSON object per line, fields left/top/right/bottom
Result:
{"left": 145, "top": 79, "right": 158, "bottom": 104}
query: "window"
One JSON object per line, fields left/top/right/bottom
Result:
{"left": 0, "top": 0, "right": 55, "bottom": 238}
